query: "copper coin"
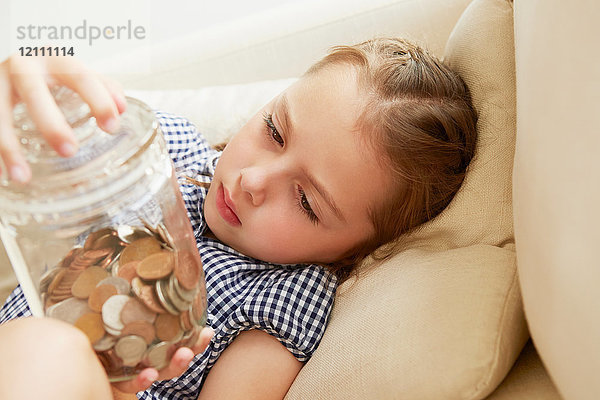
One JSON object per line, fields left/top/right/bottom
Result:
{"left": 121, "top": 321, "right": 156, "bottom": 345}
{"left": 114, "top": 261, "right": 139, "bottom": 284}
{"left": 154, "top": 313, "right": 182, "bottom": 342}
{"left": 179, "top": 309, "right": 193, "bottom": 332}
{"left": 71, "top": 266, "right": 110, "bottom": 299}
{"left": 88, "top": 284, "right": 118, "bottom": 312}
{"left": 136, "top": 252, "right": 174, "bottom": 281}
{"left": 174, "top": 250, "right": 201, "bottom": 291}
{"left": 120, "top": 237, "right": 163, "bottom": 265}
{"left": 60, "top": 247, "right": 83, "bottom": 269}
{"left": 47, "top": 268, "right": 68, "bottom": 296}
{"left": 84, "top": 227, "right": 116, "bottom": 250}
{"left": 120, "top": 297, "right": 157, "bottom": 325}
{"left": 90, "top": 232, "right": 123, "bottom": 251}
{"left": 74, "top": 312, "right": 106, "bottom": 344}
{"left": 131, "top": 277, "right": 166, "bottom": 314}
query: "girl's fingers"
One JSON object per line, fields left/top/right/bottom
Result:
{"left": 99, "top": 75, "right": 127, "bottom": 115}
{"left": 192, "top": 326, "right": 214, "bottom": 354}
{"left": 48, "top": 58, "right": 121, "bottom": 134}
{"left": 0, "top": 68, "right": 31, "bottom": 183}
{"left": 8, "top": 56, "right": 77, "bottom": 157}
{"left": 110, "top": 327, "right": 213, "bottom": 394}
{"left": 111, "top": 368, "right": 159, "bottom": 393}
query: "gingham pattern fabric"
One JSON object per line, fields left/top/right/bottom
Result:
{"left": 0, "top": 111, "right": 338, "bottom": 399}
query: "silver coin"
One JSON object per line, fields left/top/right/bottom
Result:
{"left": 170, "top": 273, "right": 196, "bottom": 303}
{"left": 156, "top": 223, "right": 175, "bottom": 249}
{"left": 97, "top": 276, "right": 130, "bottom": 295}
{"left": 103, "top": 324, "right": 122, "bottom": 337}
{"left": 144, "top": 341, "right": 170, "bottom": 369}
{"left": 117, "top": 225, "right": 153, "bottom": 244}
{"left": 93, "top": 334, "right": 118, "bottom": 352}
{"left": 154, "top": 278, "right": 180, "bottom": 315}
{"left": 101, "top": 294, "right": 130, "bottom": 332}
{"left": 115, "top": 335, "right": 147, "bottom": 367}
{"left": 166, "top": 275, "right": 191, "bottom": 312}
{"left": 46, "top": 297, "right": 92, "bottom": 324}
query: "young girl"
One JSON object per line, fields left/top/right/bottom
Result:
{"left": 0, "top": 38, "right": 477, "bottom": 399}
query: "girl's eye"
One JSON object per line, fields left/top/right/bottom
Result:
{"left": 262, "top": 112, "right": 284, "bottom": 147}
{"left": 297, "top": 186, "right": 319, "bottom": 225}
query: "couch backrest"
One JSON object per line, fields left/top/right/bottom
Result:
{"left": 513, "top": 2, "right": 600, "bottom": 399}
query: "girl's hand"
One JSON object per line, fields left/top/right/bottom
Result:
{"left": 0, "top": 54, "right": 127, "bottom": 183}
{"left": 112, "top": 326, "right": 214, "bottom": 394}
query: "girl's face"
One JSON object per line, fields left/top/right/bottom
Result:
{"left": 204, "top": 65, "right": 390, "bottom": 264}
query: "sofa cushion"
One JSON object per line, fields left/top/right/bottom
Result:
{"left": 285, "top": 0, "right": 529, "bottom": 399}
{"left": 128, "top": 0, "right": 526, "bottom": 398}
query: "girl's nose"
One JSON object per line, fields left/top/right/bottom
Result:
{"left": 240, "top": 166, "right": 271, "bottom": 206}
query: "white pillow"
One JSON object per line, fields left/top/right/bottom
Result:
{"left": 126, "top": 78, "right": 296, "bottom": 146}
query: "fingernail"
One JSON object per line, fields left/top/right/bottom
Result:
{"left": 144, "top": 371, "right": 159, "bottom": 385}
{"left": 59, "top": 142, "right": 77, "bottom": 157}
{"left": 103, "top": 117, "right": 119, "bottom": 133}
{"left": 10, "top": 165, "right": 30, "bottom": 183}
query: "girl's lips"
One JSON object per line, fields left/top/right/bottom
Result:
{"left": 216, "top": 184, "right": 241, "bottom": 226}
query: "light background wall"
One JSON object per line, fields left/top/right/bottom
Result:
{"left": 0, "top": 0, "right": 303, "bottom": 303}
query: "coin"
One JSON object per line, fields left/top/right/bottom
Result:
{"left": 72, "top": 266, "right": 110, "bottom": 299}
{"left": 101, "top": 294, "right": 130, "bottom": 334}
{"left": 174, "top": 250, "right": 201, "bottom": 291}
{"left": 154, "top": 278, "right": 180, "bottom": 315}
{"left": 131, "top": 277, "right": 166, "bottom": 314}
{"left": 97, "top": 276, "right": 130, "bottom": 295}
{"left": 191, "top": 289, "right": 207, "bottom": 327}
{"left": 121, "top": 321, "right": 156, "bottom": 345}
{"left": 170, "top": 273, "right": 195, "bottom": 303}
{"left": 163, "top": 277, "right": 191, "bottom": 313}
{"left": 117, "top": 225, "right": 152, "bottom": 244}
{"left": 120, "top": 297, "right": 157, "bottom": 325}
{"left": 84, "top": 227, "right": 116, "bottom": 250}
{"left": 47, "top": 268, "right": 68, "bottom": 297}
{"left": 93, "top": 334, "right": 118, "bottom": 352}
{"left": 74, "top": 312, "right": 105, "bottom": 344}
{"left": 154, "top": 313, "right": 182, "bottom": 342}
{"left": 113, "top": 261, "right": 139, "bottom": 284}
{"left": 120, "top": 237, "right": 163, "bottom": 265}
{"left": 143, "top": 342, "right": 171, "bottom": 369}
{"left": 46, "top": 297, "right": 92, "bottom": 324}
{"left": 88, "top": 284, "right": 118, "bottom": 312}
{"left": 60, "top": 247, "right": 83, "bottom": 269}
{"left": 115, "top": 335, "right": 148, "bottom": 367}
{"left": 136, "top": 252, "right": 174, "bottom": 281}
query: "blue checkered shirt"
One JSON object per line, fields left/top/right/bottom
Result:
{"left": 0, "top": 111, "right": 338, "bottom": 399}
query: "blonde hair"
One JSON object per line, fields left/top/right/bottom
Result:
{"left": 307, "top": 38, "right": 478, "bottom": 281}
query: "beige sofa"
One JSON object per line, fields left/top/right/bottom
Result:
{"left": 2, "top": 0, "right": 598, "bottom": 398}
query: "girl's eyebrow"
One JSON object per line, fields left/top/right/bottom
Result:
{"left": 277, "top": 94, "right": 346, "bottom": 223}
{"left": 277, "top": 93, "right": 293, "bottom": 140}
{"left": 302, "top": 166, "right": 347, "bottom": 223}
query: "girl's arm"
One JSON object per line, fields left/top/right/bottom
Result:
{"left": 198, "top": 329, "right": 302, "bottom": 400}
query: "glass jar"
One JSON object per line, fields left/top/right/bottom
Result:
{"left": 0, "top": 87, "right": 207, "bottom": 382}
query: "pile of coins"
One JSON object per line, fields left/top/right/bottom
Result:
{"left": 39, "top": 222, "right": 206, "bottom": 381}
